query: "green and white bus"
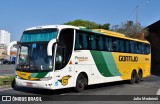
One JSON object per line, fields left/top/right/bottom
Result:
{"left": 12, "top": 25, "right": 151, "bottom": 92}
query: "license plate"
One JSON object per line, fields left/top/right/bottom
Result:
{"left": 26, "top": 82, "right": 33, "bottom": 87}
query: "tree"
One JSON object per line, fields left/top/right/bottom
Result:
{"left": 64, "top": 19, "right": 110, "bottom": 30}
{"left": 111, "top": 21, "right": 147, "bottom": 39}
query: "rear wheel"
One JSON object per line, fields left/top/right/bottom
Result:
{"left": 136, "top": 71, "right": 142, "bottom": 83}
{"left": 130, "top": 71, "right": 136, "bottom": 84}
{"left": 74, "top": 74, "right": 87, "bottom": 92}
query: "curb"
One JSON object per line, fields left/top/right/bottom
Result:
{"left": 0, "top": 85, "right": 11, "bottom": 90}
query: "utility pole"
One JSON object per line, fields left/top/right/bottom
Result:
{"left": 136, "top": 4, "right": 138, "bottom": 34}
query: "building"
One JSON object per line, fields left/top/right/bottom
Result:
{"left": 146, "top": 20, "right": 160, "bottom": 75}
{"left": 0, "top": 30, "right": 10, "bottom": 47}
{"left": 0, "top": 30, "right": 11, "bottom": 59}
{"left": 0, "top": 44, "right": 5, "bottom": 49}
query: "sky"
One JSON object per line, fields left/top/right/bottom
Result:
{"left": 0, "top": 0, "right": 159, "bottom": 41}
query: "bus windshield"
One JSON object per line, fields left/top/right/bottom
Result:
{"left": 16, "top": 42, "right": 53, "bottom": 72}
{"left": 21, "top": 29, "right": 57, "bottom": 42}
{"left": 16, "top": 28, "right": 58, "bottom": 72}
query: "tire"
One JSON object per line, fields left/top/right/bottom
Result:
{"left": 136, "top": 71, "right": 142, "bottom": 83}
{"left": 130, "top": 71, "right": 136, "bottom": 84}
{"left": 74, "top": 74, "right": 87, "bottom": 92}
{"left": 11, "top": 79, "right": 16, "bottom": 89}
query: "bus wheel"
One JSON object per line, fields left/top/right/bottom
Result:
{"left": 74, "top": 74, "right": 86, "bottom": 92}
{"left": 130, "top": 71, "right": 136, "bottom": 84}
{"left": 11, "top": 79, "right": 16, "bottom": 89}
{"left": 136, "top": 71, "right": 142, "bottom": 83}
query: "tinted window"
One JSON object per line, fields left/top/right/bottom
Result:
{"left": 99, "top": 36, "right": 103, "bottom": 50}
{"left": 75, "top": 30, "right": 150, "bottom": 55}
{"left": 91, "top": 35, "right": 96, "bottom": 50}
{"left": 120, "top": 40, "right": 124, "bottom": 52}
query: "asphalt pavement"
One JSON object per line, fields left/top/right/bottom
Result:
{"left": 0, "top": 64, "right": 15, "bottom": 76}
{"left": 0, "top": 65, "right": 160, "bottom": 104}
{"left": 0, "top": 75, "right": 160, "bottom": 104}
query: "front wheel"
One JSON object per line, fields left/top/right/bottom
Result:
{"left": 11, "top": 79, "right": 16, "bottom": 89}
{"left": 74, "top": 74, "right": 87, "bottom": 92}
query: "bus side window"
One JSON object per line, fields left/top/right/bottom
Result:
{"left": 136, "top": 43, "right": 139, "bottom": 54}
{"left": 91, "top": 35, "right": 96, "bottom": 50}
{"left": 105, "top": 37, "right": 109, "bottom": 51}
{"left": 99, "top": 36, "right": 103, "bottom": 50}
{"left": 125, "top": 40, "right": 130, "bottom": 53}
{"left": 82, "top": 33, "right": 88, "bottom": 49}
{"left": 87, "top": 34, "right": 91, "bottom": 49}
{"left": 75, "top": 32, "right": 80, "bottom": 49}
{"left": 115, "top": 39, "right": 119, "bottom": 52}
{"left": 134, "top": 42, "right": 137, "bottom": 54}
{"left": 108, "top": 38, "right": 112, "bottom": 51}
{"left": 137, "top": 43, "right": 142, "bottom": 54}
{"left": 146, "top": 44, "right": 150, "bottom": 54}
{"left": 102, "top": 36, "right": 106, "bottom": 51}
{"left": 95, "top": 35, "right": 99, "bottom": 50}
{"left": 79, "top": 33, "right": 83, "bottom": 49}
{"left": 120, "top": 39, "right": 124, "bottom": 52}
{"left": 112, "top": 39, "right": 116, "bottom": 51}
{"left": 130, "top": 41, "right": 135, "bottom": 53}
{"left": 111, "top": 38, "right": 119, "bottom": 52}
{"left": 141, "top": 43, "right": 145, "bottom": 54}
{"left": 144, "top": 44, "right": 150, "bottom": 54}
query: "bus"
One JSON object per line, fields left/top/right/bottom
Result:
{"left": 12, "top": 25, "right": 151, "bottom": 92}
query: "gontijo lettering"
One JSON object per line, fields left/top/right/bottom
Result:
{"left": 119, "top": 55, "right": 138, "bottom": 62}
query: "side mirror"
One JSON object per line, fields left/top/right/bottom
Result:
{"left": 7, "top": 41, "right": 19, "bottom": 55}
{"left": 47, "top": 39, "right": 57, "bottom": 56}
{"left": 13, "top": 44, "right": 20, "bottom": 48}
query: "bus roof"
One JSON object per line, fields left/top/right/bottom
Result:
{"left": 25, "top": 25, "right": 149, "bottom": 44}
{"left": 92, "top": 29, "right": 149, "bottom": 44}
{"left": 79, "top": 28, "right": 149, "bottom": 44}
{"left": 25, "top": 25, "right": 79, "bottom": 31}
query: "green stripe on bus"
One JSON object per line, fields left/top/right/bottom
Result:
{"left": 30, "top": 73, "right": 38, "bottom": 78}
{"left": 101, "top": 52, "right": 121, "bottom": 76}
{"left": 35, "top": 72, "right": 48, "bottom": 78}
{"left": 90, "top": 51, "right": 113, "bottom": 77}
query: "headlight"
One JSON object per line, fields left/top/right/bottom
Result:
{"left": 16, "top": 75, "right": 21, "bottom": 79}
{"left": 39, "top": 77, "right": 52, "bottom": 81}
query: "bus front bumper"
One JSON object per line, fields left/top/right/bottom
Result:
{"left": 15, "top": 78, "right": 54, "bottom": 90}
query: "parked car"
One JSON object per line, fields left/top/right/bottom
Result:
{"left": 0, "top": 59, "right": 10, "bottom": 65}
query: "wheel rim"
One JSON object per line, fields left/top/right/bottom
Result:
{"left": 138, "top": 72, "right": 142, "bottom": 80}
{"left": 132, "top": 72, "right": 136, "bottom": 82}
{"left": 78, "top": 78, "right": 84, "bottom": 88}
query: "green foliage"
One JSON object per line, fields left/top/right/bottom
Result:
{"left": 64, "top": 19, "right": 110, "bottom": 30}
{"left": 0, "top": 76, "right": 15, "bottom": 86}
